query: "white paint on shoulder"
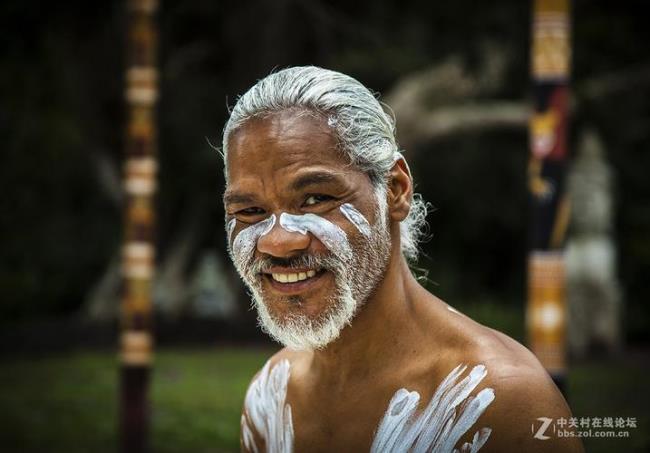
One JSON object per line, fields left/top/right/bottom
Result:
{"left": 447, "top": 305, "right": 462, "bottom": 315}
{"left": 242, "top": 359, "right": 294, "bottom": 453}
{"left": 371, "top": 364, "right": 495, "bottom": 453}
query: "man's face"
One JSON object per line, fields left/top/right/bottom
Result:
{"left": 223, "top": 110, "right": 393, "bottom": 350}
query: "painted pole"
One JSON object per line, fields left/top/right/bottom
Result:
{"left": 527, "top": 0, "right": 571, "bottom": 394}
{"left": 120, "top": 0, "right": 158, "bottom": 451}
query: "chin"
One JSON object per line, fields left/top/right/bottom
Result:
{"left": 253, "top": 285, "right": 358, "bottom": 351}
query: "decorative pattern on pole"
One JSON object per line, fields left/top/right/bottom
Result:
{"left": 120, "top": 0, "right": 158, "bottom": 451}
{"left": 527, "top": 0, "right": 571, "bottom": 394}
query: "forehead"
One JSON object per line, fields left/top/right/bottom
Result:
{"left": 225, "top": 110, "right": 353, "bottom": 185}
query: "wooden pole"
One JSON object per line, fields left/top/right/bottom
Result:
{"left": 120, "top": 0, "right": 158, "bottom": 451}
{"left": 527, "top": 0, "right": 571, "bottom": 394}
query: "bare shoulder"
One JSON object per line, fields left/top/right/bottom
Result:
{"left": 479, "top": 359, "right": 584, "bottom": 452}
{"left": 245, "top": 347, "right": 310, "bottom": 389}
{"left": 444, "top": 311, "right": 584, "bottom": 452}
{"left": 240, "top": 348, "right": 308, "bottom": 452}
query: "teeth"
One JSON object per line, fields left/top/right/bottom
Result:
{"left": 271, "top": 270, "right": 318, "bottom": 283}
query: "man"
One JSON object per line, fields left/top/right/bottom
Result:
{"left": 222, "top": 66, "right": 583, "bottom": 452}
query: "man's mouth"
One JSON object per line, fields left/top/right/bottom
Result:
{"left": 270, "top": 270, "right": 317, "bottom": 283}
{"left": 262, "top": 268, "right": 327, "bottom": 294}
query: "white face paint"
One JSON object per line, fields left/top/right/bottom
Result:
{"left": 339, "top": 203, "right": 372, "bottom": 237}
{"left": 279, "top": 212, "right": 352, "bottom": 261}
{"left": 231, "top": 214, "right": 276, "bottom": 269}
{"left": 226, "top": 218, "right": 236, "bottom": 243}
{"left": 228, "top": 197, "right": 391, "bottom": 351}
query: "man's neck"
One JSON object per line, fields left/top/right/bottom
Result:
{"left": 309, "top": 251, "right": 425, "bottom": 383}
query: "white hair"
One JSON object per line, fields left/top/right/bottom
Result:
{"left": 222, "top": 66, "right": 428, "bottom": 262}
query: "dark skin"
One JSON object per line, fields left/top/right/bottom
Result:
{"left": 224, "top": 110, "right": 584, "bottom": 453}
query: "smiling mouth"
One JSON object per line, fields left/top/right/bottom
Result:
{"left": 270, "top": 270, "right": 317, "bottom": 283}
{"left": 262, "top": 268, "right": 327, "bottom": 294}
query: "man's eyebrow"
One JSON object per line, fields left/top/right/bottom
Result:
{"left": 223, "top": 192, "right": 257, "bottom": 206}
{"left": 289, "top": 171, "right": 343, "bottom": 192}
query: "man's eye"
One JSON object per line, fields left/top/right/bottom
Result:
{"left": 238, "top": 207, "right": 265, "bottom": 216}
{"left": 303, "top": 194, "right": 334, "bottom": 207}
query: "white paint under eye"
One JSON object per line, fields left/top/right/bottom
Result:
{"left": 340, "top": 203, "right": 372, "bottom": 237}
{"left": 371, "top": 363, "right": 495, "bottom": 453}
{"left": 242, "top": 359, "right": 294, "bottom": 453}
{"left": 279, "top": 212, "right": 352, "bottom": 261}
{"left": 232, "top": 214, "right": 276, "bottom": 261}
{"left": 226, "top": 218, "right": 236, "bottom": 243}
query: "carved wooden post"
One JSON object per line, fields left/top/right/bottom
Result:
{"left": 120, "top": 0, "right": 158, "bottom": 451}
{"left": 527, "top": 0, "right": 571, "bottom": 393}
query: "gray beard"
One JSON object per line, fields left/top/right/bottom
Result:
{"left": 234, "top": 195, "right": 391, "bottom": 351}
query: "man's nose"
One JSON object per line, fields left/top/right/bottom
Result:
{"left": 257, "top": 221, "right": 311, "bottom": 258}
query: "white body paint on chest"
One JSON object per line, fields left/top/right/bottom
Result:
{"left": 229, "top": 203, "right": 372, "bottom": 260}
{"left": 371, "top": 364, "right": 495, "bottom": 453}
{"left": 242, "top": 361, "right": 494, "bottom": 453}
{"left": 241, "top": 359, "right": 294, "bottom": 453}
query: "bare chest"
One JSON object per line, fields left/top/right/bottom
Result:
{"left": 289, "top": 388, "right": 387, "bottom": 453}
{"left": 241, "top": 360, "right": 495, "bottom": 453}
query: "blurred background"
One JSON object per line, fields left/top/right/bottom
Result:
{"left": 1, "top": 0, "right": 648, "bottom": 452}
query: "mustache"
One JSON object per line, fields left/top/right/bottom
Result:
{"left": 248, "top": 253, "right": 343, "bottom": 275}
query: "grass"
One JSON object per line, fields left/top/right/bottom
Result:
{"left": 0, "top": 347, "right": 274, "bottom": 453}
{"left": 0, "top": 346, "right": 647, "bottom": 452}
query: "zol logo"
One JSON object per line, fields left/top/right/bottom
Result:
{"left": 532, "top": 417, "right": 555, "bottom": 440}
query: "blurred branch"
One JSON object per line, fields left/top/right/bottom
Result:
{"left": 579, "top": 64, "right": 650, "bottom": 100}
{"left": 387, "top": 57, "right": 650, "bottom": 150}
{"left": 386, "top": 53, "right": 527, "bottom": 149}
{"left": 396, "top": 103, "right": 529, "bottom": 149}
{"left": 90, "top": 146, "right": 123, "bottom": 208}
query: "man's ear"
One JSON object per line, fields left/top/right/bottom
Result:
{"left": 388, "top": 157, "right": 412, "bottom": 222}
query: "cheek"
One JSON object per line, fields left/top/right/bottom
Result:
{"left": 339, "top": 203, "right": 372, "bottom": 238}
{"left": 231, "top": 215, "right": 276, "bottom": 261}
{"left": 226, "top": 218, "right": 236, "bottom": 243}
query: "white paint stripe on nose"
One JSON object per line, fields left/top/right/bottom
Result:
{"left": 230, "top": 211, "right": 354, "bottom": 263}
{"left": 279, "top": 212, "right": 352, "bottom": 261}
